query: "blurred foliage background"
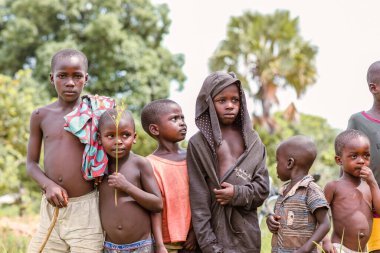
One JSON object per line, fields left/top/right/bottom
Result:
{"left": 0, "top": 0, "right": 339, "bottom": 252}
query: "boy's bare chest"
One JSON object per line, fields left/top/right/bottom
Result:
{"left": 334, "top": 183, "right": 372, "bottom": 211}
{"left": 112, "top": 164, "right": 142, "bottom": 186}
{"left": 219, "top": 135, "right": 244, "bottom": 159}
{"left": 41, "top": 111, "right": 68, "bottom": 139}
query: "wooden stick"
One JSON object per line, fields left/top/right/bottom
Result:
{"left": 38, "top": 207, "right": 59, "bottom": 253}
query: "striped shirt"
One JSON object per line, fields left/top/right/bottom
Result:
{"left": 271, "top": 175, "right": 329, "bottom": 253}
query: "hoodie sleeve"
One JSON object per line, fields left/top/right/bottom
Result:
{"left": 187, "top": 140, "right": 224, "bottom": 253}
{"left": 231, "top": 144, "right": 269, "bottom": 210}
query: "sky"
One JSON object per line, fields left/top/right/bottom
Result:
{"left": 152, "top": 0, "right": 380, "bottom": 137}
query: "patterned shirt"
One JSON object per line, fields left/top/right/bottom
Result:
{"left": 271, "top": 175, "right": 329, "bottom": 253}
{"left": 64, "top": 95, "right": 115, "bottom": 180}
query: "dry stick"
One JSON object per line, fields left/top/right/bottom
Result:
{"left": 114, "top": 107, "right": 123, "bottom": 207}
{"left": 38, "top": 207, "right": 59, "bottom": 253}
{"left": 106, "top": 105, "right": 125, "bottom": 207}
{"left": 115, "top": 129, "right": 118, "bottom": 207}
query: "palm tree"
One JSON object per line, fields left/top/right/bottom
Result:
{"left": 209, "top": 10, "right": 317, "bottom": 133}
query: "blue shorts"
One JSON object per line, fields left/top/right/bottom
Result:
{"left": 103, "top": 238, "right": 154, "bottom": 253}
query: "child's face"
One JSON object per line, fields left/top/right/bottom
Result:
{"left": 50, "top": 55, "right": 88, "bottom": 103}
{"left": 156, "top": 103, "right": 187, "bottom": 142}
{"left": 336, "top": 136, "right": 370, "bottom": 178}
{"left": 99, "top": 116, "right": 136, "bottom": 159}
{"left": 276, "top": 146, "right": 291, "bottom": 181}
{"left": 212, "top": 84, "right": 240, "bottom": 126}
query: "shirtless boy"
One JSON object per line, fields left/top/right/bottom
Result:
{"left": 322, "top": 129, "right": 380, "bottom": 253}
{"left": 187, "top": 71, "right": 269, "bottom": 253}
{"left": 348, "top": 61, "right": 380, "bottom": 253}
{"left": 98, "top": 109, "right": 162, "bottom": 253}
{"left": 27, "top": 49, "right": 104, "bottom": 252}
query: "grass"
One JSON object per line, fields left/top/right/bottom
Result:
{"left": 261, "top": 223, "right": 272, "bottom": 252}
{"left": 0, "top": 205, "right": 37, "bottom": 253}
{"left": 0, "top": 227, "right": 30, "bottom": 253}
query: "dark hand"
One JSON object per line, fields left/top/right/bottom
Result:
{"left": 108, "top": 172, "right": 129, "bottom": 191}
{"left": 360, "top": 166, "right": 377, "bottom": 185}
{"left": 155, "top": 244, "right": 168, "bottom": 253}
{"left": 322, "top": 240, "right": 337, "bottom": 253}
{"left": 44, "top": 182, "right": 68, "bottom": 208}
{"left": 266, "top": 214, "right": 281, "bottom": 233}
{"left": 183, "top": 228, "right": 198, "bottom": 251}
{"left": 213, "top": 182, "right": 234, "bottom": 205}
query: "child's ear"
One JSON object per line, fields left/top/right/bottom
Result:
{"left": 133, "top": 132, "right": 137, "bottom": 144}
{"left": 50, "top": 73, "right": 54, "bottom": 85}
{"left": 369, "top": 83, "right": 377, "bottom": 93}
{"left": 335, "top": 155, "right": 342, "bottom": 165}
{"left": 85, "top": 73, "right": 89, "bottom": 85}
{"left": 287, "top": 157, "right": 295, "bottom": 169}
{"left": 97, "top": 132, "right": 101, "bottom": 144}
{"left": 149, "top": 124, "right": 159, "bottom": 137}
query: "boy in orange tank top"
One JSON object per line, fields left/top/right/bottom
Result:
{"left": 141, "top": 99, "right": 198, "bottom": 253}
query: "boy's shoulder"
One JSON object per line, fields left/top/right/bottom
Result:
{"left": 31, "top": 101, "right": 59, "bottom": 117}
{"left": 324, "top": 178, "right": 353, "bottom": 195}
{"left": 324, "top": 179, "right": 340, "bottom": 190}
{"left": 126, "top": 152, "right": 152, "bottom": 170}
{"left": 348, "top": 111, "right": 365, "bottom": 122}
{"left": 188, "top": 131, "right": 207, "bottom": 147}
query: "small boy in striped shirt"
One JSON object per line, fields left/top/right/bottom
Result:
{"left": 267, "top": 135, "right": 330, "bottom": 253}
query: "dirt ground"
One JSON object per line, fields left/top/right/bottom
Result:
{"left": 0, "top": 215, "right": 38, "bottom": 237}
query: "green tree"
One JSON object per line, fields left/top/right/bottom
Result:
{"left": 209, "top": 10, "right": 317, "bottom": 132}
{"left": 256, "top": 110, "right": 339, "bottom": 188}
{"left": 0, "top": 70, "right": 49, "bottom": 215}
{"left": 0, "top": 0, "right": 185, "bottom": 110}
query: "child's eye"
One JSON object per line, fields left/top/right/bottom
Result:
{"left": 107, "top": 134, "right": 114, "bottom": 139}
{"left": 74, "top": 74, "right": 83, "bottom": 79}
{"left": 364, "top": 154, "right": 370, "bottom": 159}
{"left": 232, "top": 98, "right": 240, "bottom": 103}
{"left": 57, "top": 74, "right": 67, "bottom": 79}
{"left": 122, "top": 133, "right": 131, "bottom": 138}
{"left": 351, "top": 154, "right": 357, "bottom": 159}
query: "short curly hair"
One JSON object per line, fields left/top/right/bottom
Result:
{"left": 140, "top": 99, "right": 179, "bottom": 137}
{"left": 51, "top": 48, "right": 88, "bottom": 72}
{"left": 98, "top": 109, "right": 135, "bottom": 133}
{"left": 335, "top": 129, "right": 369, "bottom": 156}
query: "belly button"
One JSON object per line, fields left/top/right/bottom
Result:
{"left": 117, "top": 225, "right": 122, "bottom": 230}
{"left": 359, "top": 232, "right": 365, "bottom": 238}
{"left": 58, "top": 177, "right": 63, "bottom": 182}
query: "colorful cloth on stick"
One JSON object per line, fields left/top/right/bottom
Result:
{"left": 64, "top": 95, "right": 115, "bottom": 180}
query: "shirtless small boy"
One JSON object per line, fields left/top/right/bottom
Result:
{"left": 187, "top": 71, "right": 269, "bottom": 253}
{"left": 322, "top": 129, "right": 380, "bottom": 253}
{"left": 141, "top": 99, "right": 198, "bottom": 253}
{"left": 267, "top": 136, "right": 330, "bottom": 253}
{"left": 27, "top": 49, "right": 104, "bottom": 252}
{"left": 98, "top": 109, "right": 162, "bottom": 253}
{"left": 348, "top": 61, "right": 380, "bottom": 253}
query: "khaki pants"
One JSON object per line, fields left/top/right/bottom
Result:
{"left": 165, "top": 242, "right": 183, "bottom": 253}
{"left": 333, "top": 243, "right": 367, "bottom": 253}
{"left": 28, "top": 191, "right": 103, "bottom": 253}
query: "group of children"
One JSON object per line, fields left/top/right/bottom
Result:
{"left": 25, "top": 48, "right": 380, "bottom": 253}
